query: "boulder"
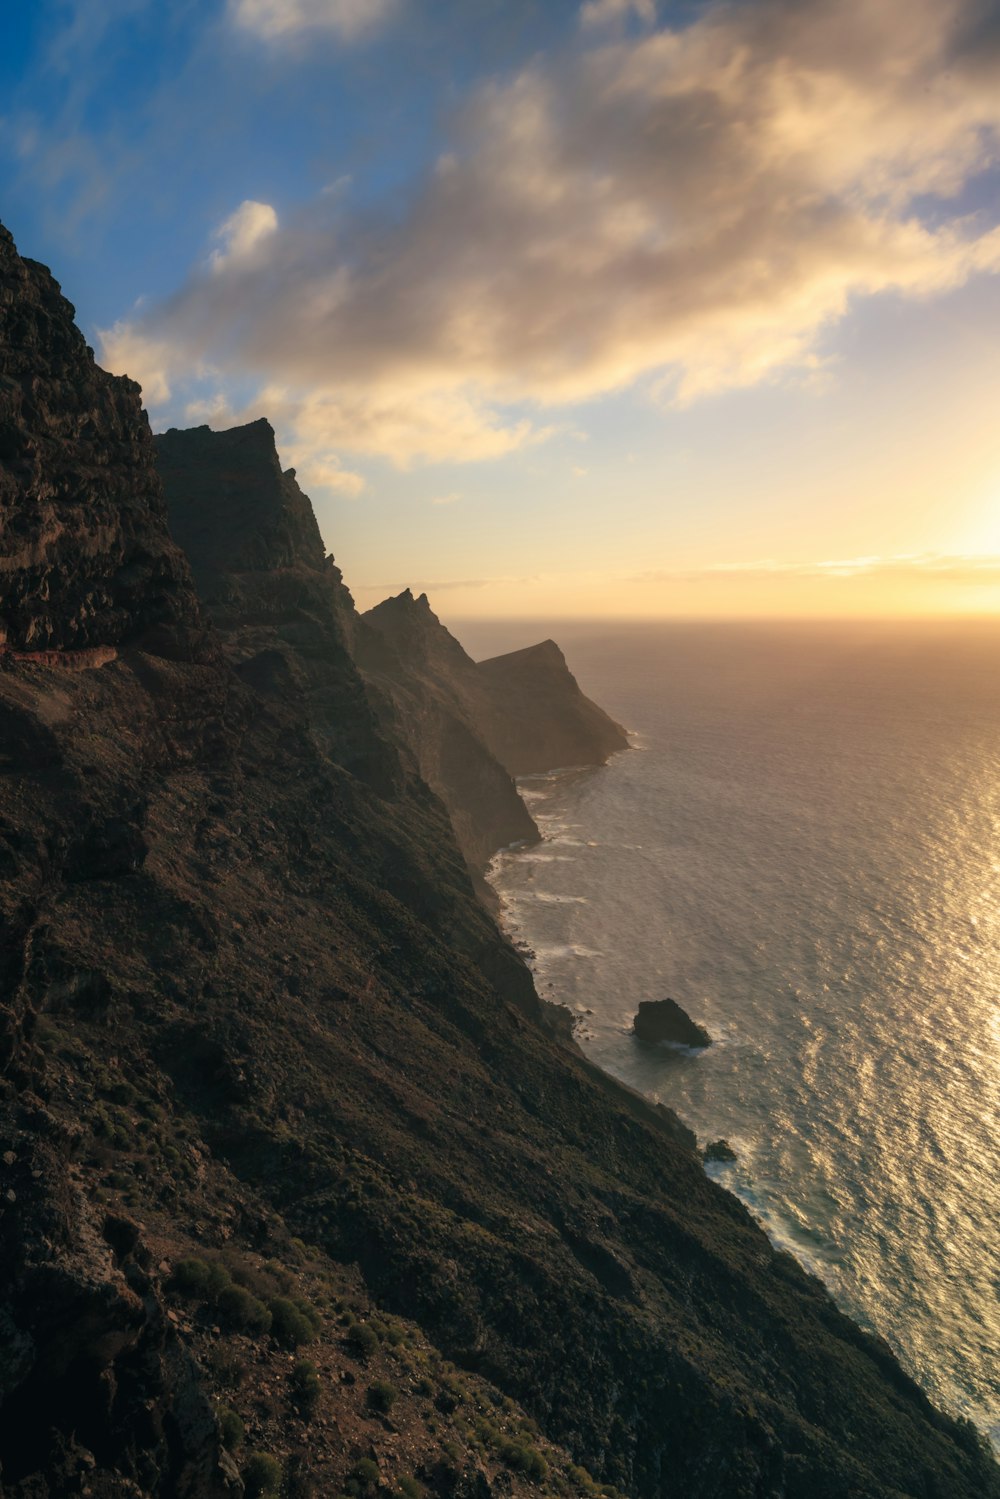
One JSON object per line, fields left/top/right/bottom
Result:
{"left": 633, "top": 998, "right": 712, "bottom": 1048}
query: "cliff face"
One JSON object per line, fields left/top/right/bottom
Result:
{"left": 357, "top": 590, "right": 539, "bottom": 883}
{"left": 475, "top": 638, "right": 628, "bottom": 776}
{"left": 357, "top": 590, "right": 626, "bottom": 881}
{"left": 155, "top": 420, "right": 395, "bottom": 794}
{"left": 0, "top": 225, "right": 202, "bottom": 660}
{"left": 1, "top": 223, "right": 998, "bottom": 1499}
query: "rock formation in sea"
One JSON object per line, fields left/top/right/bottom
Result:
{"left": 634, "top": 998, "right": 713, "bottom": 1048}
{"left": 1, "top": 219, "right": 998, "bottom": 1499}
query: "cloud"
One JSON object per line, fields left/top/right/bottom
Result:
{"left": 579, "top": 0, "right": 656, "bottom": 30}
{"left": 229, "top": 0, "right": 398, "bottom": 43}
{"left": 102, "top": 0, "right": 1000, "bottom": 485}
{"left": 430, "top": 492, "right": 462, "bottom": 505}
{"left": 210, "top": 200, "right": 278, "bottom": 271}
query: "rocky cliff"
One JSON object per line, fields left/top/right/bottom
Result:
{"left": 357, "top": 589, "right": 626, "bottom": 884}
{"left": 357, "top": 590, "right": 539, "bottom": 887}
{"left": 2, "top": 221, "right": 998, "bottom": 1499}
{"left": 0, "top": 225, "right": 202, "bottom": 661}
{"left": 475, "top": 639, "right": 627, "bottom": 776}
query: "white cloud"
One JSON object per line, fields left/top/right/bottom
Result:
{"left": 430, "top": 492, "right": 462, "bottom": 505}
{"left": 102, "top": 0, "right": 1000, "bottom": 471}
{"left": 209, "top": 200, "right": 278, "bottom": 272}
{"left": 229, "top": 0, "right": 397, "bottom": 44}
{"left": 579, "top": 0, "right": 656, "bottom": 30}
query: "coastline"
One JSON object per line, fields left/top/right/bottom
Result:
{"left": 485, "top": 717, "right": 1000, "bottom": 1455}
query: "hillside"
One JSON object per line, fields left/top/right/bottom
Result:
{"left": 1, "top": 220, "right": 997, "bottom": 1499}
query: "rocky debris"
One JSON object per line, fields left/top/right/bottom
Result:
{"left": 0, "top": 224, "right": 204, "bottom": 659}
{"left": 0, "top": 1120, "right": 235, "bottom": 1497}
{"left": 633, "top": 997, "right": 713, "bottom": 1048}
{"left": 704, "top": 1139, "right": 738, "bottom": 1163}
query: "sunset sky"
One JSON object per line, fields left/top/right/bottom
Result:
{"left": 4, "top": 0, "right": 1000, "bottom": 618}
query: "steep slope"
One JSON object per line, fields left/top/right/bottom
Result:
{"left": 476, "top": 639, "right": 627, "bottom": 775}
{"left": 357, "top": 589, "right": 626, "bottom": 884}
{"left": 356, "top": 590, "right": 539, "bottom": 883}
{"left": 2, "top": 223, "right": 998, "bottom": 1499}
{"left": 363, "top": 591, "right": 628, "bottom": 781}
{"left": 0, "top": 225, "right": 202, "bottom": 661}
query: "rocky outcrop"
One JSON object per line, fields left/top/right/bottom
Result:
{"left": 0, "top": 225, "right": 203, "bottom": 659}
{"left": 155, "top": 420, "right": 398, "bottom": 794}
{"left": 356, "top": 590, "right": 626, "bottom": 885}
{"left": 155, "top": 420, "right": 326, "bottom": 588}
{"left": 2, "top": 224, "right": 998, "bottom": 1499}
{"left": 476, "top": 638, "right": 628, "bottom": 775}
{"left": 634, "top": 998, "right": 713, "bottom": 1048}
{"left": 357, "top": 590, "right": 539, "bottom": 884}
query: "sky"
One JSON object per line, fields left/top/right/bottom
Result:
{"left": 3, "top": 0, "right": 1000, "bottom": 620}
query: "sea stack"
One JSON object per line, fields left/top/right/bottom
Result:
{"left": 634, "top": 998, "right": 712, "bottom": 1048}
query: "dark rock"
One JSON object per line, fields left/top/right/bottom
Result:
{"left": 356, "top": 590, "right": 539, "bottom": 885}
{"left": 0, "top": 223, "right": 204, "bottom": 659}
{"left": 634, "top": 997, "right": 713, "bottom": 1048}
{"left": 704, "top": 1139, "right": 738, "bottom": 1163}
{"left": 357, "top": 589, "right": 627, "bottom": 892}
{"left": 475, "top": 637, "right": 628, "bottom": 775}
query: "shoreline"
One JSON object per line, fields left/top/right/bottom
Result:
{"left": 484, "top": 747, "right": 999, "bottom": 1454}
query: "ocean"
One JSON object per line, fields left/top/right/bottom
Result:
{"left": 452, "top": 617, "right": 1000, "bottom": 1450}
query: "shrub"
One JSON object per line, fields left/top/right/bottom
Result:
{"left": 398, "top": 1479, "right": 423, "bottom": 1498}
{"left": 348, "top": 1458, "right": 380, "bottom": 1492}
{"left": 242, "top": 1452, "right": 282, "bottom": 1498}
{"left": 284, "top": 1451, "right": 315, "bottom": 1498}
{"left": 367, "top": 1379, "right": 397, "bottom": 1413}
{"left": 346, "top": 1322, "right": 379, "bottom": 1360}
{"left": 217, "top": 1285, "right": 273, "bottom": 1335}
{"left": 218, "top": 1407, "right": 244, "bottom": 1452}
{"left": 171, "top": 1257, "right": 232, "bottom": 1300}
{"left": 269, "top": 1296, "right": 315, "bottom": 1349}
{"left": 497, "top": 1440, "right": 547, "bottom": 1480}
{"left": 290, "top": 1359, "right": 322, "bottom": 1418}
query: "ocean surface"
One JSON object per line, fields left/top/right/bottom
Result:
{"left": 454, "top": 617, "right": 1000, "bottom": 1450}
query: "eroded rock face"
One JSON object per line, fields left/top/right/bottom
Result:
{"left": 155, "top": 420, "right": 326, "bottom": 589}
{"left": 357, "top": 590, "right": 626, "bottom": 881}
{"left": 357, "top": 591, "right": 539, "bottom": 883}
{"left": 475, "top": 638, "right": 628, "bottom": 776}
{"left": 0, "top": 224, "right": 203, "bottom": 657}
{"left": 634, "top": 998, "right": 712, "bottom": 1048}
{"left": 155, "top": 419, "right": 399, "bottom": 792}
